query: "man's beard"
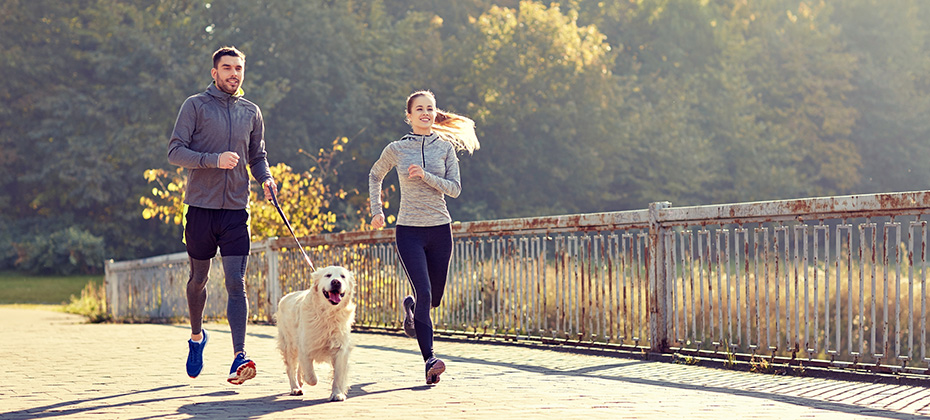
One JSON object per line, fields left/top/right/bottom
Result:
{"left": 215, "top": 78, "right": 239, "bottom": 94}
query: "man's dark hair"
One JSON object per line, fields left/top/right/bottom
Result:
{"left": 212, "top": 46, "right": 246, "bottom": 68}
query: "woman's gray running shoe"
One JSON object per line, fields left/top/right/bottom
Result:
{"left": 403, "top": 295, "right": 416, "bottom": 338}
{"left": 425, "top": 356, "right": 445, "bottom": 385}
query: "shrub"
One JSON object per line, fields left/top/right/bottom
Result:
{"left": 63, "top": 280, "right": 110, "bottom": 323}
{"left": 0, "top": 219, "right": 15, "bottom": 270}
{"left": 14, "top": 227, "right": 106, "bottom": 275}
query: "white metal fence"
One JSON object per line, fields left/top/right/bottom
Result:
{"left": 106, "top": 190, "right": 930, "bottom": 374}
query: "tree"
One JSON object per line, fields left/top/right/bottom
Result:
{"left": 0, "top": 0, "right": 212, "bottom": 261}
{"left": 575, "top": 0, "right": 861, "bottom": 205}
{"left": 832, "top": 0, "right": 930, "bottom": 193}
{"left": 445, "top": 1, "right": 625, "bottom": 218}
{"left": 142, "top": 138, "right": 355, "bottom": 241}
{"left": 5, "top": 0, "right": 930, "bottom": 268}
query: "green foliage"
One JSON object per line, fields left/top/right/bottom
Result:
{"left": 0, "top": 218, "right": 16, "bottom": 269}
{"left": 672, "top": 353, "right": 699, "bottom": 366}
{"left": 141, "top": 167, "right": 187, "bottom": 226}
{"left": 142, "top": 137, "right": 358, "bottom": 240}
{"left": 450, "top": 1, "right": 625, "bottom": 217}
{"left": 750, "top": 354, "right": 776, "bottom": 374}
{"left": 723, "top": 342, "right": 737, "bottom": 369}
{"left": 724, "top": 0, "right": 860, "bottom": 197}
{"left": 13, "top": 228, "right": 106, "bottom": 275}
{"left": 5, "top": 0, "right": 930, "bottom": 264}
{"left": 63, "top": 281, "right": 111, "bottom": 323}
{"left": 0, "top": 0, "right": 206, "bottom": 264}
{"left": 248, "top": 162, "right": 339, "bottom": 239}
{"left": 831, "top": 0, "right": 930, "bottom": 193}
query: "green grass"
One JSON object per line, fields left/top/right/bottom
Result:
{"left": 0, "top": 271, "right": 103, "bottom": 305}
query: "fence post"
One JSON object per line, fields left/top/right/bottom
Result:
{"left": 265, "top": 239, "right": 281, "bottom": 320}
{"left": 104, "top": 259, "right": 119, "bottom": 318}
{"left": 649, "top": 201, "right": 672, "bottom": 352}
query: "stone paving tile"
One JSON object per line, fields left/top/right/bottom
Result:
{"left": 2, "top": 307, "right": 929, "bottom": 419}
{"left": 800, "top": 381, "right": 859, "bottom": 399}
{"left": 829, "top": 383, "right": 892, "bottom": 404}
{"left": 855, "top": 385, "right": 912, "bottom": 406}
{"left": 884, "top": 388, "right": 930, "bottom": 412}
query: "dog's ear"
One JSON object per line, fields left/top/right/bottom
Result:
{"left": 345, "top": 269, "right": 357, "bottom": 290}
{"left": 310, "top": 268, "right": 323, "bottom": 291}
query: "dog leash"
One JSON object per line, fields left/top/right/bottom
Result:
{"left": 268, "top": 188, "right": 317, "bottom": 272}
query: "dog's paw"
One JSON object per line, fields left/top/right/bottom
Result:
{"left": 302, "top": 373, "right": 318, "bottom": 386}
{"left": 330, "top": 392, "right": 347, "bottom": 402}
{"left": 289, "top": 388, "right": 303, "bottom": 396}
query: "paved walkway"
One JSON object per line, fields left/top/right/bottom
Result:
{"left": 2, "top": 306, "right": 930, "bottom": 419}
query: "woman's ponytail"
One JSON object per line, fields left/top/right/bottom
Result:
{"left": 406, "top": 90, "right": 480, "bottom": 154}
{"left": 433, "top": 109, "right": 480, "bottom": 154}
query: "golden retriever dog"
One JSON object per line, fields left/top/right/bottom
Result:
{"left": 275, "top": 266, "right": 356, "bottom": 401}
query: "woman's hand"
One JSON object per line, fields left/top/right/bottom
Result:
{"left": 407, "top": 164, "right": 424, "bottom": 180}
{"left": 371, "top": 214, "right": 385, "bottom": 229}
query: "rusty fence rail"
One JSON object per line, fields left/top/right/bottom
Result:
{"left": 105, "top": 190, "right": 930, "bottom": 374}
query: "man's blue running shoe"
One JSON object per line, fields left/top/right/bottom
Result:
{"left": 227, "top": 352, "right": 256, "bottom": 385}
{"left": 186, "top": 330, "right": 208, "bottom": 378}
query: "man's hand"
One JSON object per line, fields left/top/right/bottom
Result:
{"left": 263, "top": 178, "right": 277, "bottom": 201}
{"left": 218, "top": 151, "right": 240, "bottom": 169}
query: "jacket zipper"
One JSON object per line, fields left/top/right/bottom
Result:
{"left": 421, "top": 136, "right": 426, "bottom": 170}
{"left": 223, "top": 97, "right": 232, "bottom": 208}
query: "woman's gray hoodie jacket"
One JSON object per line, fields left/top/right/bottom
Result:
{"left": 369, "top": 132, "right": 461, "bottom": 227}
{"left": 168, "top": 83, "right": 272, "bottom": 210}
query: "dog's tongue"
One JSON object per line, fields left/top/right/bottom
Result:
{"left": 328, "top": 292, "right": 342, "bottom": 304}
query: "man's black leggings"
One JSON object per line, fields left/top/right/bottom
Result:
{"left": 395, "top": 224, "right": 453, "bottom": 361}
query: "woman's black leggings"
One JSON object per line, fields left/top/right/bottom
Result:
{"left": 395, "top": 224, "right": 453, "bottom": 361}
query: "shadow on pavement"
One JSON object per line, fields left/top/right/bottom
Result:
{"left": 173, "top": 382, "right": 428, "bottom": 419}
{"left": 357, "top": 343, "right": 928, "bottom": 420}
{"left": 0, "top": 385, "right": 226, "bottom": 420}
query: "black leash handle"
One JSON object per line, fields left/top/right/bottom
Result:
{"left": 268, "top": 188, "right": 316, "bottom": 272}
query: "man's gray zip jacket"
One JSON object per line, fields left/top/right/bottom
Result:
{"left": 168, "top": 83, "right": 272, "bottom": 210}
{"left": 369, "top": 132, "right": 461, "bottom": 227}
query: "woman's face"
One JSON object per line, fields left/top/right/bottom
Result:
{"left": 407, "top": 94, "right": 436, "bottom": 135}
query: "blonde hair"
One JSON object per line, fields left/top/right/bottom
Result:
{"left": 406, "top": 90, "right": 480, "bottom": 154}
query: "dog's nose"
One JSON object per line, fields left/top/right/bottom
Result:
{"left": 330, "top": 279, "right": 342, "bottom": 292}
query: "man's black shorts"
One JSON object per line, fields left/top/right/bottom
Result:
{"left": 184, "top": 206, "right": 250, "bottom": 260}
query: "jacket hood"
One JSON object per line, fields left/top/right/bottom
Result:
{"left": 206, "top": 82, "right": 244, "bottom": 100}
{"left": 400, "top": 132, "right": 440, "bottom": 144}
